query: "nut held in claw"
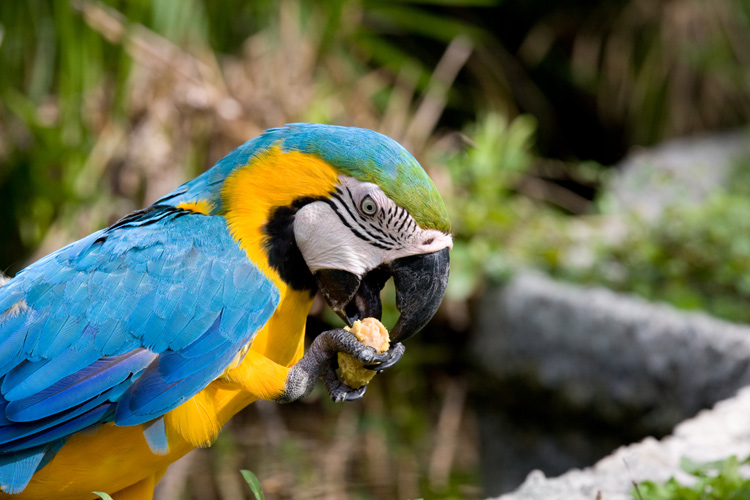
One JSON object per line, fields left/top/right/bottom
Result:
{"left": 338, "top": 318, "right": 390, "bottom": 388}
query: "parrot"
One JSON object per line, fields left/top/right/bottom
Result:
{"left": 0, "top": 123, "right": 452, "bottom": 499}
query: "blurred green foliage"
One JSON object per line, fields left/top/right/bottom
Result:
{"left": 633, "top": 455, "right": 750, "bottom": 500}
{"left": 440, "top": 113, "right": 541, "bottom": 301}
{"left": 506, "top": 0, "right": 750, "bottom": 160}
{"left": 539, "top": 154, "right": 750, "bottom": 324}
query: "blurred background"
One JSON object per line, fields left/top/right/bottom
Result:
{"left": 1, "top": 0, "right": 750, "bottom": 498}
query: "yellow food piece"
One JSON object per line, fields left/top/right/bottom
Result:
{"left": 337, "top": 317, "right": 390, "bottom": 388}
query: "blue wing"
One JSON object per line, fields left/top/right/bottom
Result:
{"left": 0, "top": 206, "right": 279, "bottom": 492}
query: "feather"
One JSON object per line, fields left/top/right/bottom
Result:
{"left": 0, "top": 392, "right": 111, "bottom": 445}
{"left": 23, "top": 282, "right": 57, "bottom": 311}
{"left": 26, "top": 311, "right": 66, "bottom": 354}
{"left": 232, "top": 264, "right": 255, "bottom": 289}
{"left": 142, "top": 417, "right": 168, "bottom": 455}
{"left": 1, "top": 360, "right": 49, "bottom": 397}
{"left": 152, "top": 309, "right": 193, "bottom": 353}
{"left": 5, "top": 350, "right": 156, "bottom": 422}
{"left": 0, "top": 314, "right": 29, "bottom": 371}
{"left": 174, "top": 312, "right": 224, "bottom": 358}
{"left": 0, "top": 287, "right": 24, "bottom": 316}
{"left": 4, "top": 404, "right": 112, "bottom": 452}
{"left": 4, "top": 347, "right": 104, "bottom": 402}
{"left": 20, "top": 281, "right": 54, "bottom": 307}
{"left": 146, "top": 257, "right": 166, "bottom": 277}
{"left": 0, "top": 393, "right": 9, "bottom": 426}
{"left": 164, "top": 386, "right": 220, "bottom": 448}
{"left": 67, "top": 231, "right": 104, "bottom": 261}
{"left": 93, "top": 319, "right": 128, "bottom": 355}
{"left": 32, "top": 316, "right": 82, "bottom": 359}
{"left": 126, "top": 291, "right": 158, "bottom": 335}
{"left": 0, "top": 445, "right": 46, "bottom": 494}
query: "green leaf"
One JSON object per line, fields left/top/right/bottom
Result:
{"left": 365, "top": 4, "right": 485, "bottom": 43}
{"left": 635, "top": 455, "right": 750, "bottom": 500}
{"left": 92, "top": 493, "right": 114, "bottom": 500}
{"left": 240, "top": 469, "right": 266, "bottom": 500}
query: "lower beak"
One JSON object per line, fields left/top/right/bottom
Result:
{"left": 315, "top": 247, "right": 450, "bottom": 342}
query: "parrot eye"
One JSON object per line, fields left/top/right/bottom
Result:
{"left": 360, "top": 196, "right": 378, "bottom": 216}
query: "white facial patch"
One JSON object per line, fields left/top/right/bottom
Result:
{"left": 293, "top": 176, "right": 452, "bottom": 276}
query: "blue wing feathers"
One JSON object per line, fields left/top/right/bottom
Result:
{"left": 66, "top": 231, "right": 103, "bottom": 260}
{"left": 153, "top": 309, "right": 194, "bottom": 352}
{"left": 36, "top": 316, "right": 82, "bottom": 359}
{"left": 0, "top": 393, "right": 112, "bottom": 444}
{"left": 2, "top": 362, "right": 50, "bottom": 397}
{"left": 172, "top": 312, "right": 224, "bottom": 359}
{"left": 5, "top": 404, "right": 114, "bottom": 452}
{"left": 0, "top": 394, "right": 9, "bottom": 426}
{"left": 6, "top": 349, "right": 158, "bottom": 422}
{"left": 0, "top": 206, "right": 279, "bottom": 466}
{"left": 0, "top": 289, "right": 24, "bottom": 316}
{"left": 30, "top": 313, "right": 66, "bottom": 353}
{"left": 141, "top": 313, "right": 169, "bottom": 350}
{"left": 93, "top": 318, "right": 126, "bottom": 353}
{"left": 0, "top": 444, "right": 47, "bottom": 494}
{"left": 4, "top": 347, "right": 103, "bottom": 401}
{"left": 116, "top": 338, "right": 246, "bottom": 426}
{"left": 115, "top": 373, "right": 180, "bottom": 423}
{"left": 0, "top": 315, "right": 28, "bottom": 371}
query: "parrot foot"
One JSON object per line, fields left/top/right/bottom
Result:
{"left": 276, "top": 329, "right": 405, "bottom": 404}
{"left": 322, "top": 369, "right": 368, "bottom": 402}
{"left": 365, "top": 342, "right": 405, "bottom": 372}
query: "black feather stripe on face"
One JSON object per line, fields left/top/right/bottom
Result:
{"left": 323, "top": 190, "right": 399, "bottom": 251}
{"left": 263, "top": 197, "right": 323, "bottom": 293}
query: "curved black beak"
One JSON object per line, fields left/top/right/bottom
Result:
{"left": 388, "top": 247, "right": 450, "bottom": 342}
{"left": 315, "top": 247, "right": 450, "bottom": 342}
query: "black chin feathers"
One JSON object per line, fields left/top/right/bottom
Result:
{"left": 262, "top": 197, "right": 323, "bottom": 294}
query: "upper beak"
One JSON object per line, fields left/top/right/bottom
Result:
{"left": 315, "top": 247, "right": 450, "bottom": 343}
{"left": 388, "top": 247, "right": 450, "bottom": 342}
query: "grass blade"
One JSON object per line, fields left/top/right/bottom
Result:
{"left": 240, "top": 469, "right": 265, "bottom": 500}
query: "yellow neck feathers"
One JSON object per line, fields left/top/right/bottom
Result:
{"left": 221, "top": 145, "right": 340, "bottom": 291}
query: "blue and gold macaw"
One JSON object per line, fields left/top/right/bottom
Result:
{"left": 0, "top": 123, "right": 451, "bottom": 499}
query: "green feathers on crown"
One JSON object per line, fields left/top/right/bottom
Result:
{"left": 270, "top": 124, "right": 450, "bottom": 234}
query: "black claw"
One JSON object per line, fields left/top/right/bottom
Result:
{"left": 321, "top": 359, "right": 369, "bottom": 402}
{"left": 364, "top": 343, "right": 405, "bottom": 372}
{"left": 357, "top": 347, "right": 379, "bottom": 365}
{"left": 343, "top": 385, "right": 368, "bottom": 401}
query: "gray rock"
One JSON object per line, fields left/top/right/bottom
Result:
{"left": 493, "top": 386, "right": 750, "bottom": 500}
{"left": 474, "top": 272, "right": 750, "bottom": 429}
{"left": 473, "top": 272, "right": 750, "bottom": 495}
{"left": 608, "top": 131, "right": 750, "bottom": 220}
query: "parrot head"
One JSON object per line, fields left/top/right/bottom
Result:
{"left": 289, "top": 127, "right": 452, "bottom": 343}
{"left": 165, "top": 123, "right": 452, "bottom": 343}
